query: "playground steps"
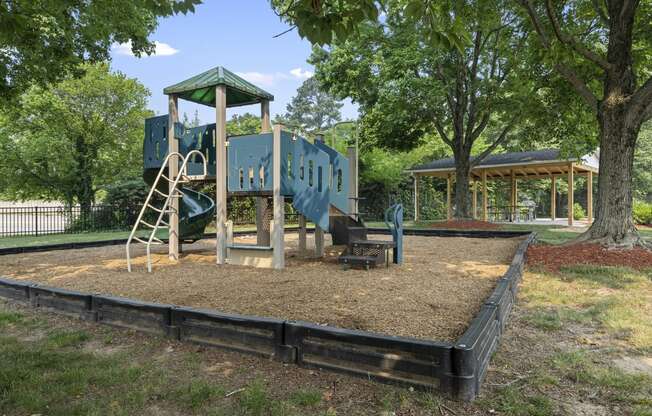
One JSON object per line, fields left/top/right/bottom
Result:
{"left": 338, "top": 239, "right": 396, "bottom": 269}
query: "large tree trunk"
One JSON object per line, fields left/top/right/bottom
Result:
{"left": 452, "top": 147, "right": 473, "bottom": 219}
{"left": 580, "top": 107, "right": 642, "bottom": 247}
{"left": 578, "top": 3, "right": 645, "bottom": 248}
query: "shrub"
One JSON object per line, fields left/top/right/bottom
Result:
{"left": 573, "top": 202, "right": 586, "bottom": 221}
{"left": 633, "top": 200, "right": 652, "bottom": 225}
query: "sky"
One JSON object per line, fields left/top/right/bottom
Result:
{"left": 109, "top": 0, "right": 357, "bottom": 124}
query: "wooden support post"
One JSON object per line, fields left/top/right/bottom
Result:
{"left": 446, "top": 175, "right": 452, "bottom": 221}
{"left": 298, "top": 214, "right": 307, "bottom": 253}
{"left": 413, "top": 174, "right": 419, "bottom": 222}
{"left": 256, "top": 100, "right": 272, "bottom": 246}
{"left": 168, "top": 94, "right": 179, "bottom": 261}
{"left": 347, "top": 146, "right": 358, "bottom": 217}
{"left": 587, "top": 170, "right": 593, "bottom": 221}
{"left": 568, "top": 163, "right": 574, "bottom": 226}
{"left": 315, "top": 226, "right": 325, "bottom": 257}
{"left": 551, "top": 176, "right": 557, "bottom": 220}
{"left": 472, "top": 180, "right": 477, "bottom": 219}
{"left": 261, "top": 100, "right": 271, "bottom": 132}
{"left": 482, "top": 170, "right": 488, "bottom": 222}
{"left": 272, "top": 124, "right": 285, "bottom": 269}
{"left": 215, "top": 85, "right": 227, "bottom": 264}
{"left": 510, "top": 170, "right": 516, "bottom": 222}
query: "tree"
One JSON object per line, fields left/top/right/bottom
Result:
{"left": 311, "top": 0, "right": 538, "bottom": 219}
{"left": 634, "top": 121, "right": 652, "bottom": 202}
{"left": 518, "top": 0, "right": 652, "bottom": 247}
{"left": 270, "top": 0, "right": 467, "bottom": 49}
{"left": 227, "top": 113, "right": 262, "bottom": 136}
{"left": 0, "top": 0, "right": 199, "bottom": 100}
{"left": 0, "top": 64, "right": 151, "bottom": 215}
{"left": 182, "top": 110, "right": 201, "bottom": 128}
{"left": 283, "top": 77, "right": 343, "bottom": 132}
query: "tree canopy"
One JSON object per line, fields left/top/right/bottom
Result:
{"left": 0, "top": 0, "right": 199, "bottom": 100}
{"left": 282, "top": 77, "right": 343, "bottom": 132}
{"left": 0, "top": 64, "right": 151, "bottom": 211}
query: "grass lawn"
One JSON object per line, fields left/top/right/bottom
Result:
{"left": 1, "top": 261, "right": 650, "bottom": 414}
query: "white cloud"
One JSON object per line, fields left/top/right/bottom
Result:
{"left": 234, "top": 68, "right": 314, "bottom": 87}
{"left": 289, "top": 67, "right": 314, "bottom": 79}
{"left": 235, "top": 71, "right": 278, "bottom": 87}
{"left": 112, "top": 41, "right": 179, "bottom": 57}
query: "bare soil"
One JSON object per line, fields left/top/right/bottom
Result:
{"left": 0, "top": 233, "right": 522, "bottom": 341}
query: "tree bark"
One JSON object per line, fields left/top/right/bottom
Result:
{"left": 577, "top": 3, "right": 646, "bottom": 247}
{"left": 74, "top": 136, "right": 95, "bottom": 220}
{"left": 452, "top": 147, "right": 473, "bottom": 219}
{"left": 580, "top": 106, "right": 642, "bottom": 247}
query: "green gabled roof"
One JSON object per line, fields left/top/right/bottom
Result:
{"left": 163, "top": 66, "right": 274, "bottom": 108}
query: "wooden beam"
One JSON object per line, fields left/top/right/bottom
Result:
{"left": 510, "top": 170, "right": 516, "bottom": 221}
{"left": 446, "top": 175, "right": 452, "bottom": 221}
{"left": 215, "top": 85, "right": 227, "bottom": 264}
{"left": 298, "top": 214, "right": 307, "bottom": 254}
{"left": 472, "top": 180, "right": 477, "bottom": 219}
{"left": 568, "top": 162, "right": 574, "bottom": 226}
{"left": 587, "top": 170, "right": 593, "bottom": 221}
{"left": 168, "top": 94, "right": 179, "bottom": 261}
{"left": 482, "top": 170, "right": 488, "bottom": 222}
{"left": 413, "top": 174, "right": 419, "bottom": 222}
{"left": 261, "top": 100, "right": 271, "bottom": 132}
{"left": 272, "top": 124, "right": 285, "bottom": 268}
{"left": 551, "top": 176, "right": 556, "bottom": 220}
{"left": 256, "top": 99, "right": 272, "bottom": 245}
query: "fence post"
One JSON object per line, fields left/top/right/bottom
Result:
{"left": 34, "top": 206, "right": 39, "bottom": 237}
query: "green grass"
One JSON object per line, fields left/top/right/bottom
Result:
{"left": 551, "top": 350, "right": 652, "bottom": 406}
{"left": 480, "top": 385, "right": 554, "bottom": 416}
{"left": 289, "top": 389, "right": 322, "bottom": 407}
{"left": 523, "top": 266, "right": 652, "bottom": 350}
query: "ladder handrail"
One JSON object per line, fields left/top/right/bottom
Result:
{"left": 126, "top": 150, "right": 208, "bottom": 272}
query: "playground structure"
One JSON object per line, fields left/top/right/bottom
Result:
{"left": 126, "top": 66, "right": 402, "bottom": 271}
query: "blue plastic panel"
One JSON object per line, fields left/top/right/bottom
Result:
{"left": 314, "top": 141, "right": 350, "bottom": 214}
{"left": 286, "top": 134, "right": 331, "bottom": 230}
{"left": 143, "top": 115, "right": 216, "bottom": 177}
{"left": 227, "top": 133, "right": 273, "bottom": 192}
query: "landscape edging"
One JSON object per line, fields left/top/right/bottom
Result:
{"left": 0, "top": 231, "right": 536, "bottom": 401}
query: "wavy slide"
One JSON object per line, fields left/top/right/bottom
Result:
{"left": 143, "top": 169, "right": 215, "bottom": 242}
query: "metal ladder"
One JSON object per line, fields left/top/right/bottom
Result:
{"left": 126, "top": 150, "right": 208, "bottom": 272}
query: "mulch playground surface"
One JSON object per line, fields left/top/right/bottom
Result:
{"left": 527, "top": 243, "right": 652, "bottom": 272}
{"left": 1, "top": 234, "right": 522, "bottom": 342}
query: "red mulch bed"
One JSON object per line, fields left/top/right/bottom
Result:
{"left": 429, "top": 220, "right": 501, "bottom": 230}
{"left": 527, "top": 243, "right": 652, "bottom": 272}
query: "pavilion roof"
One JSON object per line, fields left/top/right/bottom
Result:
{"left": 163, "top": 66, "right": 274, "bottom": 108}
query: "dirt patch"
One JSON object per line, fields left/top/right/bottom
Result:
{"left": 613, "top": 356, "right": 652, "bottom": 377}
{"left": 0, "top": 233, "right": 522, "bottom": 341}
{"left": 527, "top": 243, "right": 652, "bottom": 272}
{"left": 428, "top": 220, "right": 501, "bottom": 230}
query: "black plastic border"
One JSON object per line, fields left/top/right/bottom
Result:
{"left": 0, "top": 231, "right": 535, "bottom": 401}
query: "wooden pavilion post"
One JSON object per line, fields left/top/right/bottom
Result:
{"left": 472, "top": 179, "right": 477, "bottom": 219}
{"left": 256, "top": 100, "right": 271, "bottom": 246}
{"left": 167, "top": 94, "right": 179, "bottom": 261}
{"left": 567, "top": 162, "right": 574, "bottom": 226}
{"left": 413, "top": 174, "right": 419, "bottom": 222}
{"left": 510, "top": 170, "right": 516, "bottom": 222}
{"left": 215, "top": 85, "right": 227, "bottom": 264}
{"left": 551, "top": 176, "right": 557, "bottom": 221}
{"left": 446, "top": 174, "right": 452, "bottom": 221}
{"left": 482, "top": 170, "right": 488, "bottom": 222}
{"left": 587, "top": 170, "right": 593, "bottom": 221}
{"left": 272, "top": 124, "right": 285, "bottom": 268}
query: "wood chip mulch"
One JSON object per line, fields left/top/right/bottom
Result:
{"left": 429, "top": 220, "right": 501, "bottom": 230}
{"left": 527, "top": 243, "right": 652, "bottom": 272}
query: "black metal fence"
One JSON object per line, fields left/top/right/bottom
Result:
{"left": 0, "top": 205, "right": 142, "bottom": 238}
{"left": 0, "top": 202, "right": 298, "bottom": 238}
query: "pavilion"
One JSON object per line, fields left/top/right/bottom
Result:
{"left": 406, "top": 149, "right": 599, "bottom": 226}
